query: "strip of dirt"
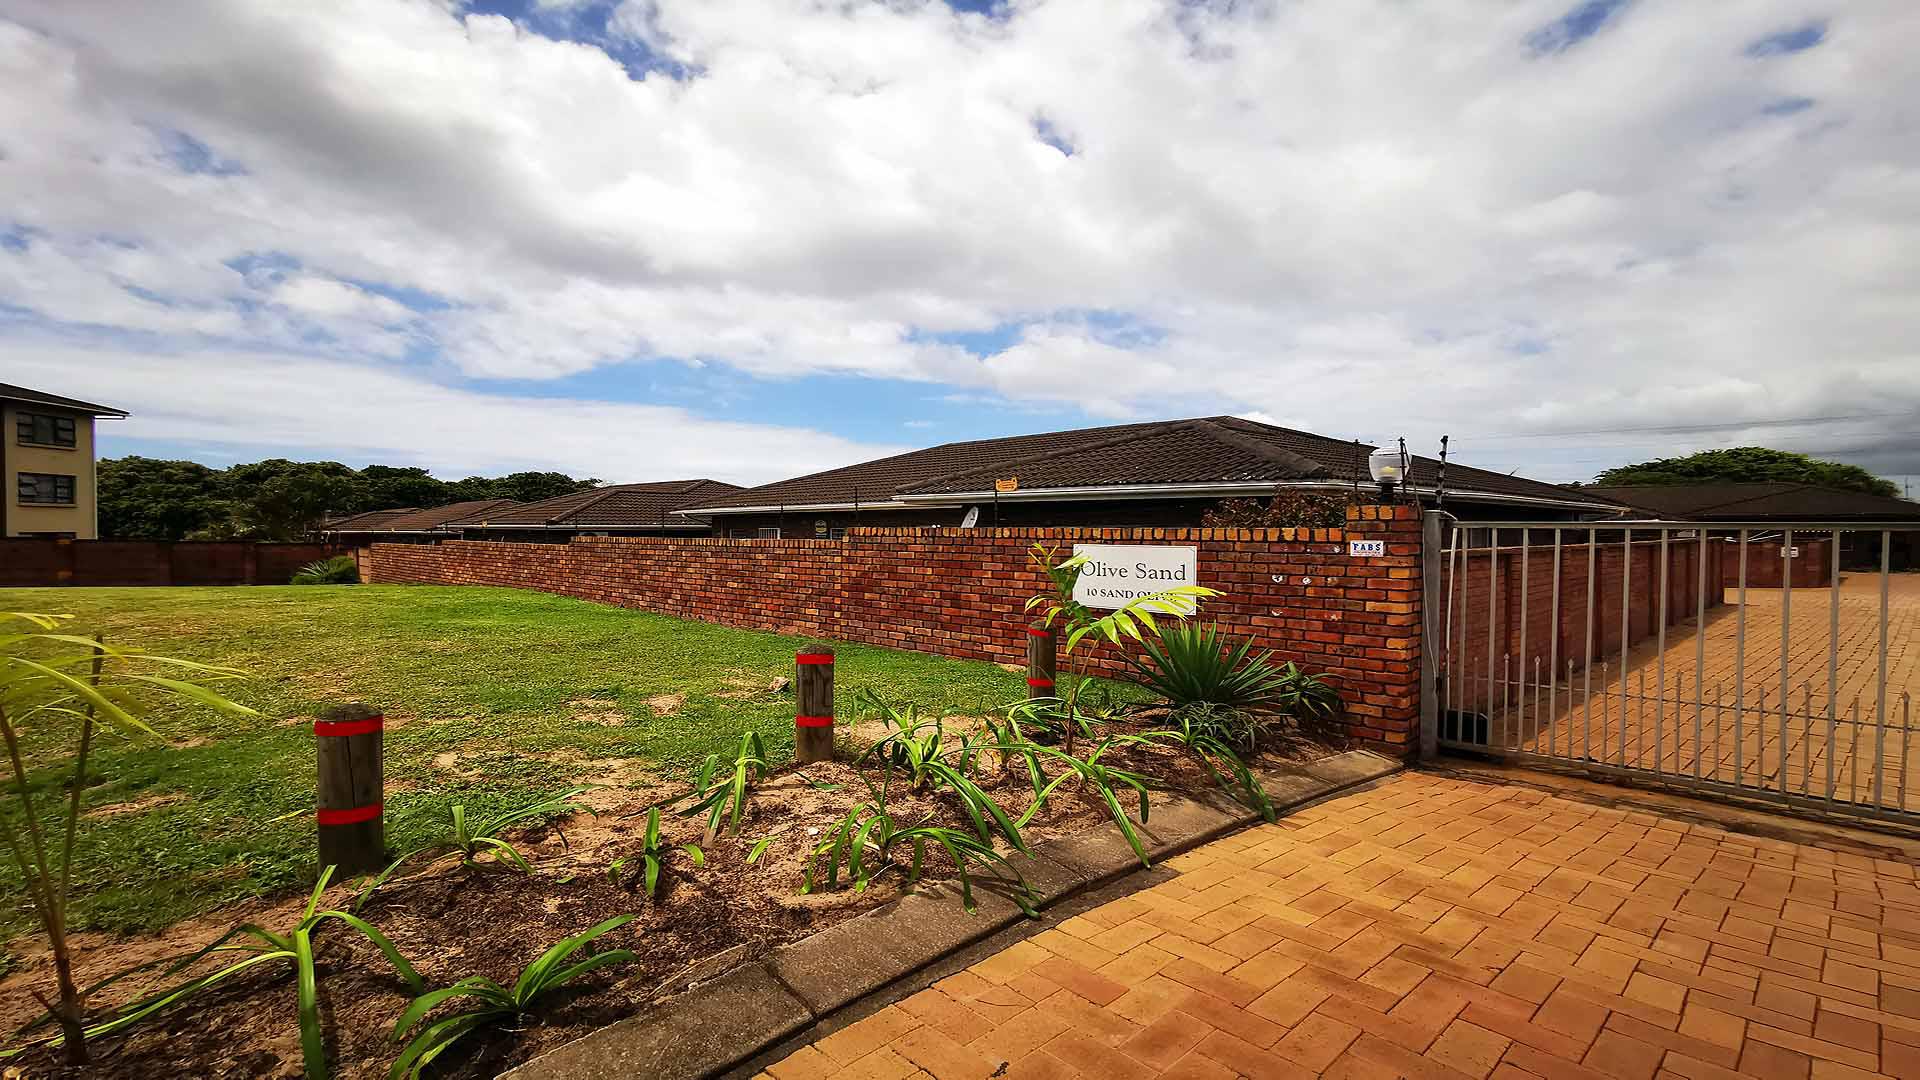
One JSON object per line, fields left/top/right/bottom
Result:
{"left": 0, "top": 716, "right": 1340, "bottom": 1079}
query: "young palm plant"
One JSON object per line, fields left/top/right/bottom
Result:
{"left": 801, "top": 794, "right": 1036, "bottom": 916}
{"left": 389, "top": 915, "right": 638, "bottom": 1080}
{"left": 1121, "top": 714, "right": 1275, "bottom": 822}
{"left": 680, "top": 731, "right": 769, "bottom": 841}
{"left": 0, "top": 613, "right": 255, "bottom": 1065}
{"left": 607, "top": 806, "right": 704, "bottom": 897}
{"left": 1024, "top": 544, "right": 1216, "bottom": 755}
{"left": 21, "top": 866, "right": 425, "bottom": 1079}
{"left": 851, "top": 691, "right": 1027, "bottom": 851}
{"left": 1015, "top": 737, "right": 1161, "bottom": 867}
{"left": 356, "top": 788, "right": 592, "bottom": 910}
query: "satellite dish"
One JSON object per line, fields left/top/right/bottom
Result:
{"left": 960, "top": 506, "right": 981, "bottom": 528}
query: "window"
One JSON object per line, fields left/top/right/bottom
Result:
{"left": 15, "top": 412, "right": 77, "bottom": 448}
{"left": 829, "top": 527, "right": 848, "bottom": 540}
{"left": 17, "top": 473, "right": 76, "bottom": 505}
{"left": 756, "top": 527, "right": 782, "bottom": 539}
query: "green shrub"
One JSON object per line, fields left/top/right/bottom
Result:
{"left": 290, "top": 555, "right": 359, "bottom": 585}
{"left": 1129, "top": 622, "right": 1290, "bottom": 710}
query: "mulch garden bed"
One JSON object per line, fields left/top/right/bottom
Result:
{"left": 0, "top": 717, "right": 1340, "bottom": 1079}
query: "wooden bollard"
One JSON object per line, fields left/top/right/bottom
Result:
{"left": 795, "top": 646, "right": 835, "bottom": 764}
{"left": 315, "top": 702, "right": 384, "bottom": 875}
{"left": 1026, "top": 625, "right": 1057, "bottom": 700}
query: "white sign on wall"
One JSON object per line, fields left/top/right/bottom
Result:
{"left": 1348, "top": 539, "right": 1386, "bottom": 557}
{"left": 1071, "top": 544, "right": 1199, "bottom": 614}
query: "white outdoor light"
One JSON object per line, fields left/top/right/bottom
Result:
{"left": 1368, "top": 446, "right": 1406, "bottom": 486}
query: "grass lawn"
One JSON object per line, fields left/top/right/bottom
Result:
{"left": 0, "top": 584, "right": 1038, "bottom": 951}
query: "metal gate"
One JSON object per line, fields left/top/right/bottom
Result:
{"left": 1429, "top": 518, "right": 1919, "bottom": 827}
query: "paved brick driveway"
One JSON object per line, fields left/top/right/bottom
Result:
{"left": 754, "top": 772, "right": 1920, "bottom": 1080}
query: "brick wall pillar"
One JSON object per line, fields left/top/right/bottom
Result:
{"left": 1340, "top": 503, "right": 1425, "bottom": 755}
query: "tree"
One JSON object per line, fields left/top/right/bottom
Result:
{"left": 96, "top": 457, "right": 603, "bottom": 539}
{"left": 359, "top": 465, "right": 448, "bottom": 510}
{"left": 224, "top": 460, "right": 366, "bottom": 540}
{"left": 1594, "top": 447, "right": 1898, "bottom": 498}
{"left": 487, "top": 471, "right": 602, "bottom": 503}
{"left": 95, "top": 458, "right": 229, "bottom": 540}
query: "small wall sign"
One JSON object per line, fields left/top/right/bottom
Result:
{"left": 995, "top": 477, "right": 1019, "bottom": 493}
{"left": 1071, "top": 544, "right": 1198, "bottom": 614}
{"left": 1348, "top": 539, "right": 1386, "bottom": 557}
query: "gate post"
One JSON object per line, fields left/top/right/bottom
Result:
{"left": 1420, "top": 511, "right": 1443, "bottom": 761}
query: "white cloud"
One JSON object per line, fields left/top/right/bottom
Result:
{"left": 0, "top": 0, "right": 1915, "bottom": 482}
{"left": 8, "top": 342, "right": 896, "bottom": 484}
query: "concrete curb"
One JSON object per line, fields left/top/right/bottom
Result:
{"left": 502, "top": 748, "right": 1402, "bottom": 1080}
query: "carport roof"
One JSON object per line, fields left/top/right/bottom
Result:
{"left": 461, "top": 479, "right": 746, "bottom": 529}
{"left": 1589, "top": 483, "right": 1920, "bottom": 521}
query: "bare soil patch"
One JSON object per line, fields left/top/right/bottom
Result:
{"left": 0, "top": 716, "right": 1340, "bottom": 1079}
{"left": 82, "top": 793, "right": 188, "bottom": 819}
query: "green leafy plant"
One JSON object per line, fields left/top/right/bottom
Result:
{"left": 389, "top": 915, "right": 638, "bottom": 1080}
{"left": 0, "top": 613, "right": 255, "bottom": 1065}
{"left": 290, "top": 555, "right": 360, "bottom": 585}
{"left": 1130, "top": 622, "right": 1291, "bottom": 712}
{"left": 357, "top": 788, "right": 591, "bottom": 910}
{"left": 680, "top": 731, "right": 768, "bottom": 841}
{"left": 1025, "top": 543, "right": 1217, "bottom": 755}
{"left": 1017, "top": 737, "right": 1160, "bottom": 867}
{"left": 608, "top": 806, "right": 704, "bottom": 896}
{"left": 852, "top": 691, "right": 1027, "bottom": 850}
{"left": 1121, "top": 713, "right": 1274, "bottom": 822}
{"left": 801, "top": 797, "right": 1036, "bottom": 916}
{"left": 18, "top": 866, "right": 424, "bottom": 1079}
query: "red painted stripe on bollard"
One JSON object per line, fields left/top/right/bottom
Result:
{"left": 316, "top": 803, "right": 382, "bottom": 826}
{"left": 795, "top": 715, "right": 835, "bottom": 728}
{"left": 1027, "top": 678, "right": 1055, "bottom": 688}
{"left": 795, "top": 654, "right": 834, "bottom": 665}
{"left": 313, "top": 716, "right": 384, "bottom": 737}
{"left": 1026, "top": 627, "right": 1052, "bottom": 637}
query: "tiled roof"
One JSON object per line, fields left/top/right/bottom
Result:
{"left": 1588, "top": 483, "right": 1920, "bottom": 521}
{"left": 376, "top": 500, "right": 521, "bottom": 531}
{"left": 685, "top": 416, "right": 1612, "bottom": 511}
{"left": 469, "top": 480, "right": 747, "bottom": 528}
{"left": 323, "top": 508, "right": 420, "bottom": 532}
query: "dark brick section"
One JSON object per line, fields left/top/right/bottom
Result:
{"left": 0, "top": 539, "right": 350, "bottom": 587}
{"left": 369, "top": 505, "right": 1427, "bottom": 752}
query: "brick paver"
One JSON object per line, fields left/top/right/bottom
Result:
{"left": 755, "top": 772, "right": 1920, "bottom": 1079}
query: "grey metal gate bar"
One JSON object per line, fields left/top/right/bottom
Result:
{"left": 1432, "top": 517, "right": 1919, "bottom": 828}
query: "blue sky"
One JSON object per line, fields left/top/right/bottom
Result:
{"left": 2, "top": 0, "right": 1913, "bottom": 490}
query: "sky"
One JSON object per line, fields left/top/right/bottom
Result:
{"left": 2, "top": 0, "right": 1916, "bottom": 492}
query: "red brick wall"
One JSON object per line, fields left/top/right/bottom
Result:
{"left": 368, "top": 505, "right": 1427, "bottom": 752}
{"left": 0, "top": 539, "right": 349, "bottom": 587}
{"left": 1727, "top": 538, "right": 1831, "bottom": 589}
{"left": 1442, "top": 535, "right": 1725, "bottom": 709}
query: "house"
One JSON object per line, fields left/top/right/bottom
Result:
{"left": 1, "top": 383, "right": 127, "bottom": 539}
{"left": 678, "top": 416, "right": 1618, "bottom": 536}
{"left": 449, "top": 479, "right": 745, "bottom": 541}
{"left": 320, "top": 500, "right": 521, "bottom": 544}
{"left": 1589, "top": 482, "right": 1920, "bottom": 577}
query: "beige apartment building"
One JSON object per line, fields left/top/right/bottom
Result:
{"left": 1, "top": 384, "right": 127, "bottom": 539}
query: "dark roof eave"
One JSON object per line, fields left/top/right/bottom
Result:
{"left": 0, "top": 384, "right": 128, "bottom": 417}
